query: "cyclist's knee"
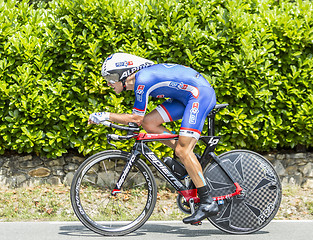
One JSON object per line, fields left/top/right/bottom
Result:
{"left": 141, "top": 120, "right": 155, "bottom": 133}
{"left": 142, "top": 112, "right": 164, "bottom": 133}
{"left": 175, "top": 136, "right": 197, "bottom": 162}
{"left": 175, "top": 144, "right": 188, "bottom": 161}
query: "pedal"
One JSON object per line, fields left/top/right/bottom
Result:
{"left": 191, "top": 221, "right": 202, "bottom": 226}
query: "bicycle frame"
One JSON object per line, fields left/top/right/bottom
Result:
{"left": 111, "top": 132, "right": 242, "bottom": 203}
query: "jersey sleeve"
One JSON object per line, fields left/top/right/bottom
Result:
{"left": 132, "top": 75, "right": 149, "bottom": 116}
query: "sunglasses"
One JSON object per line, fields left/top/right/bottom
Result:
{"left": 104, "top": 73, "right": 119, "bottom": 84}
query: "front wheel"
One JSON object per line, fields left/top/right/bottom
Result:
{"left": 204, "top": 150, "right": 282, "bottom": 234}
{"left": 70, "top": 150, "right": 157, "bottom": 236}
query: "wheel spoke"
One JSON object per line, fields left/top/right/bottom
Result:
{"left": 116, "top": 196, "right": 135, "bottom": 219}
{"left": 132, "top": 182, "right": 146, "bottom": 188}
{"left": 102, "top": 160, "right": 108, "bottom": 173}
{"left": 128, "top": 171, "right": 139, "bottom": 181}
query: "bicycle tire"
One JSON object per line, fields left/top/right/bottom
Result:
{"left": 70, "top": 150, "right": 157, "bottom": 236}
{"left": 204, "top": 150, "right": 282, "bottom": 234}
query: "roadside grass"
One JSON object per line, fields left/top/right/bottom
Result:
{"left": 275, "top": 185, "right": 313, "bottom": 220}
{"left": 306, "top": 202, "right": 313, "bottom": 215}
{"left": 0, "top": 184, "right": 312, "bottom": 221}
{"left": 0, "top": 185, "right": 76, "bottom": 221}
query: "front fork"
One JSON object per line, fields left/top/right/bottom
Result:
{"left": 111, "top": 150, "right": 141, "bottom": 196}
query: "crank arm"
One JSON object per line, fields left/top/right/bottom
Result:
{"left": 189, "top": 198, "right": 196, "bottom": 214}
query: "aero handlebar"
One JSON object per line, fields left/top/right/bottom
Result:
{"left": 100, "top": 121, "right": 140, "bottom": 132}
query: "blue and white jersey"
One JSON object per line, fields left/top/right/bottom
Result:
{"left": 133, "top": 64, "right": 212, "bottom": 115}
{"left": 133, "top": 63, "right": 216, "bottom": 139}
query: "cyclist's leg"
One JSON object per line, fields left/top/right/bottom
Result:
{"left": 175, "top": 136, "right": 202, "bottom": 186}
{"left": 175, "top": 87, "right": 217, "bottom": 224}
{"left": 142, "top": 99, "right": 185, "bottom": 148}
{"left": 176, "top": 137, "right": 219, "bottom": 224}
{"left": 177, "top": 87, "right": 216, "bottom": 187}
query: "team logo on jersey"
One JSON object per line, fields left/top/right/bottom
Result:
{"left": 178, "top": 82, "right": 188, "bottom": 90}
{"left": 136, "top": 85, "right": 145, "bottom": 102}
{"left": 189, "top": 102, "right": 199, "bottom": 124}
{"left": 168, "top": 82, "right": 199, "bottom": 98}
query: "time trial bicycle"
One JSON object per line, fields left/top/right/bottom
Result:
{"left": 70, "top": 104, "right": 282, "bottom": 236}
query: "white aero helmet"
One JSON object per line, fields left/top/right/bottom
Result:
{"left": 101, "top": 53, "right": 154, "bottom": 90}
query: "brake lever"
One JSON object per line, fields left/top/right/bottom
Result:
{"left": 107, "top": 135, "right": 117, "bottom": 149}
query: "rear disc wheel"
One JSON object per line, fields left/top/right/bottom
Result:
{"left": 204, "top": 150, "right": 282, "bottom": 234}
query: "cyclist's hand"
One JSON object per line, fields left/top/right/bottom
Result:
{"left": 88, "top": 112, "right": 110, "bottom": 125}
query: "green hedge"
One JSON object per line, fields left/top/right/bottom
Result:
{"left": 0, "top": 0, "right": 312, "bottom": 158}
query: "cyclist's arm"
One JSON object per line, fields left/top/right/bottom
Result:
{"left": 108, "top": 112, "right": 144, "bottom": 126}
{"left": 88, "top": 112, "right": 144, "bottom": 126}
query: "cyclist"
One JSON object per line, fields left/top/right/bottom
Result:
{"left": 88, "top": 53, "right": 218, "bottom": 224}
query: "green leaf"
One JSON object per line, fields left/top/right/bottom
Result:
{"left": 46, "top": 132, "right": 55, "bottom": 139}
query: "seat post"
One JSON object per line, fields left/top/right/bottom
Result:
{"left": 207, "top": 111, "right": 216, "bottom": 136}
{"left": 206, "top": 103, "right": 228, "bottom": 137}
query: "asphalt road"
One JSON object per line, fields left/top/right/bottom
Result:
{"left": 1, "top": 220, "right": 313, "bottom": 240}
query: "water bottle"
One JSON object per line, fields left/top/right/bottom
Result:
{"left": 163, "top": 157, "right": 188, "bottom": 180}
